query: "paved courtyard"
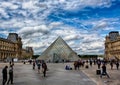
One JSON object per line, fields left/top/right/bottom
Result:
{"left": 0, "top": 62, "right": 120, "bottom": 85}
{"left": 0, "top": 63, "right": 96, "bottom": 85}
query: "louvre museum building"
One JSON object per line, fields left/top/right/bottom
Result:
{"left": 0, "top": 33, "right": 33, "bottom": 61}
{"left": 105, "top": 31, "right": 120, "bottom": 60}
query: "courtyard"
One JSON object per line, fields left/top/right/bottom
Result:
{"left": 0, "top": 62, "right": 120, "bottom": 85}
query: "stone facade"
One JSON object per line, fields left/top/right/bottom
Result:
{"left": 105, "top": 31, "right": 120, "bottom": 60}
{"left": 0, "top": 33, "right": 33, "bottom": 61}
{"left": 22, "top": 47, "right": 34, "bottom": 59}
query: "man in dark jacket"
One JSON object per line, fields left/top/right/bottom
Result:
{"left": 116, "top": 61, "right": 119, "bottom": 70}
{"left": 100, "top": 64, "right": 110, "bottom": 78}
{"left": 7, "top": 65, "right": 13, "bottom": 84}
{"left": 2, "top": 65, "right": 8, "bottom": 85}
{"left": 42, "top": 62, "right": 47, "bottom": 77}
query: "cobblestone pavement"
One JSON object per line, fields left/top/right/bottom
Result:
{"left": 0, "top": 63, "right": 96, "bottom": 85}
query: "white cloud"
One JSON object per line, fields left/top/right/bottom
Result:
{"left": 18, "top": 25, "right": 49, "bottom": 36}
{"left": 59, "top": 0, "right": 65, "bottom": 3}
{"left": 22, "top": 1, "right": 35, "bottom": 9}
{"left": 0, "top": 8, "right": 9, "bottom": 18}
{"left": 64, "top": 35, "right": 79, "bottom": 41}
{"left": 103, "top": 27, "right": 114, "bottom": 30}
{"left": 0, "top": 30, "right": 9, "bottom": 37}
{"left": 0, "top": 2, "right": 19, "bottom": 9}
{"left": 95, "top": 21, "right": 108, "bottom": 28}
{"left": 58, "top": 0, "right": 111, "bottom": 10}
{"left": 48, "top": 22, "right": 63, "bottom": 28}
{"left": 67, "top": 41, "right": 75, "bottom": 46}
{"left": 82, "top": 18, "right": 119, "bottom": 31}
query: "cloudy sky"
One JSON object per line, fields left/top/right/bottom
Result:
{"left": 0, "top": 0, "right": 120, "bottom": 55}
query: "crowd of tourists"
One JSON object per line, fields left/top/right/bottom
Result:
{"left": 73, "top": 58, "right": 119, "bottom": 78}
{"left": 22, "top": 59, "right": 48, "bottom": 77}
{"left": 32, "top": 60, "right": 48, "bottom": 77}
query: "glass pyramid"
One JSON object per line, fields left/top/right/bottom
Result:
{"left": 37, "top": 36, "right": 79, "bottom": 62}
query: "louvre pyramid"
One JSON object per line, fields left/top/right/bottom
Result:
{"left": 37, "top": 36, "right": 79, "bottom": 62}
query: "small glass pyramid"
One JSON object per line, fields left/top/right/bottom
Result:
{"left": 37, "top": 36, "right": 79, "bottom": 62}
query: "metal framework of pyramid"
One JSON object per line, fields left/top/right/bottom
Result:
{"left": 37, "top": 36, "right": 79, "bottom": 62}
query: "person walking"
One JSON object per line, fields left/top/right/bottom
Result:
{"left": 9, "top": 61, "right": 12, "bottom": 66}
{"left": 110, "top": 61, "right": 113, "bottom": 70}
{"left": 42, "top": 62, "right": 47, "bottom": 77}
{"left": 2, "top": 65, "right": 8, "bottom": 85}
{"left": 100, "top": 64, "right": 110, "bottom": 78}
{"left": 97, "top": 60, "right": 101, "bottom": 69}
{"left": 33, "top": 61, "right": 36, "bottom": 70}
{"left": 89, "top": 59, "right": 93, "bottom": 67}
{"left": 37, "top": 61, "right": 41, "bottom": 73}
{"left": 116, "top": 61, "right": 119, "bottom": 70}
{"left": 7, "top": 65, "right": 13, "bottom": 84}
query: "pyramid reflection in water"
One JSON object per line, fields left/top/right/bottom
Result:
{"left": 37, "top": 37, "right": 79, "bottom": 62}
